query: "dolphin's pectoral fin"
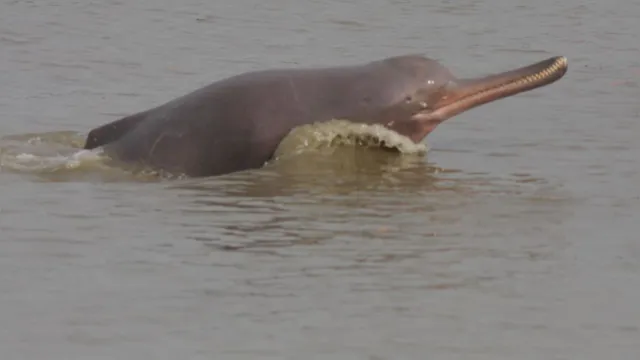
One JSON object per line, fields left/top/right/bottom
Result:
{"left": 84, "top": 111, "right": 148, "bottom": 149}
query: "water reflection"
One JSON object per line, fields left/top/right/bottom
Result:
{"left": 0, "top": 127, "right": 574, "bottom": 269}
{"left": 161, "top": 140, "right": 573, "bottom": 262}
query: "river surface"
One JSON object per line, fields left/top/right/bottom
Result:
{"left": 1, "top": 0, "right": 639, "bottom": 359}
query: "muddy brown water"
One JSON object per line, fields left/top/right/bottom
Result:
{"left": 1, "top": 0, "right": 639, "bottom": 359}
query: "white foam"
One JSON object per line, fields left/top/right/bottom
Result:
{"left": 274, "top": 119, "right": 429, "bottom": 158}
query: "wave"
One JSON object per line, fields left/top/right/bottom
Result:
{"left": 0, "top": 120, "right": 429, "bottom": 182}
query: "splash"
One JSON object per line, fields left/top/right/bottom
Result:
{"left": 0, "top": 120, "right": 430, "bottom": 182}
{"left": 0, "top": 131, "right": 139, "bottom": 181}
{"left": 274, "top": 119, "right": 429, "bottom": 159}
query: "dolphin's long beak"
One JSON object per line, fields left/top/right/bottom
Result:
{"left": 413, "top": 56, "right": 568, "bottom": 139}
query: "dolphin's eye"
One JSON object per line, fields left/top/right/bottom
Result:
{"left": 404, "top": 95, "right": 413, "bottom": 103}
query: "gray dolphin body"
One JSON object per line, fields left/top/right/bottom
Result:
{"left": 83, "top": 54, "right": 568, "bottom": 177}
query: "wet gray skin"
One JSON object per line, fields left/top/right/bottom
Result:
{"left": 83, "top": 54, "right": 568, "bottom": 177}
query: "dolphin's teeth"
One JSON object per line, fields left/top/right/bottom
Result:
{"left": 447, "top": 56, "right": 568, "bottom": 110}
